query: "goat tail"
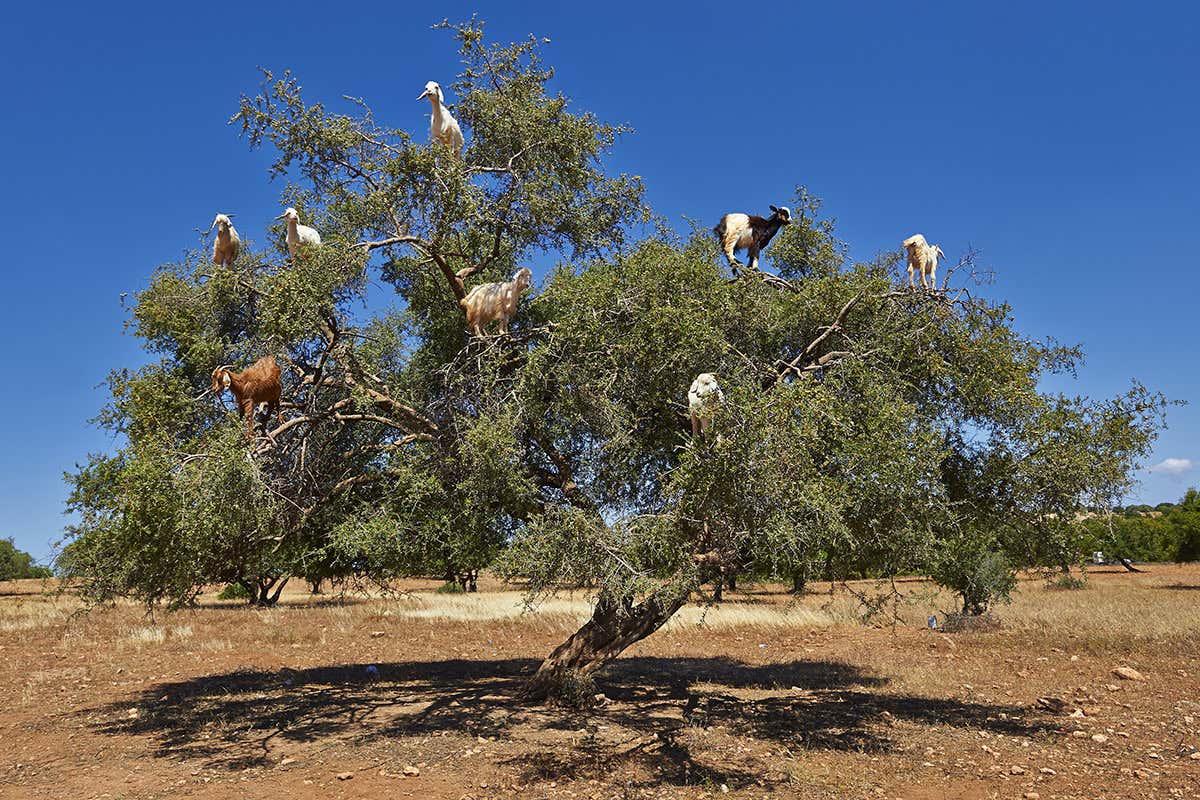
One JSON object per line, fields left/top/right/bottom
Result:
{"left": 712, "top": 219, "right": 725, "bottom": 239}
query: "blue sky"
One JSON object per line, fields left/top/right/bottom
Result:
{"left": 2, "top": 2, "right": 1197, "bottom": 563}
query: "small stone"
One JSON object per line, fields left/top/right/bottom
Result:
{"left": 335, "top": 771, "right": 354, "bottom": 780}
{"left": 1010, "top": 765, "right": 1026, "bottom": 775}
{"left": 1039, "top": 767, "right": 1056, "bottom": 775}
{"left": 1035, "top": 696, "right": 1066, "bottom": 712}
{"left": 1024, "top": 793, "right": 1040, "bottom": 799}
{"left": 370, "top": 630, "right": 386, "bottom": 638}
{"left": 1112, "top": 666, "right": 1145, "bottom": 681}
{"left": 402, "top": 765, "right": 420, "bottom": 776}
{"left": 1090, "top": 734, "right": 1108, "bottom": 744}
{"left": 279, "top": 757, "right": 296, "bottom": 766}
{"left": 1070, "top": 708, "right": 1085, "bottom": 718}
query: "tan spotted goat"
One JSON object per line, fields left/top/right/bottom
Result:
{"left": 902, "top": 233, "right": 946, "bottom": 290}
{"left": 460, "top": 268, "right": 534, "bottom": 337}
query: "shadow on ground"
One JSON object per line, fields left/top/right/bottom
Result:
{"left": 88, "top": 656, "right": 1052, "bottom": 787}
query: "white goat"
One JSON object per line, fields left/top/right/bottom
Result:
{"left": 714, "top": 206, "right": 791, "bottom": 272}
{"left": 209, "top": 213, "right": 240, "bottom": 268}
{"left": 417, "top": 81, "right": 464, "bottom": 155}
{"left": 460, "top": 268, "right": 534, "bottom": 336}
{"left": 902, "top": 233, "right": 946, "bottom": 290}
{"left": 276, "top": 207, "right": 321, "bottom": 259}
{"left": 688, "top": 373, "right": 724, "bottom": 437}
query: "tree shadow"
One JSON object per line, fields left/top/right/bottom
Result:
{"left": 86, "top": 655, "right": 1053, "bottom": 788}
{"left": 1155, "top": 582, "right": 1200, "bottom": 591}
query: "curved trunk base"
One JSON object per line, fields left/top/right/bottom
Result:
{"left": 523, "top": 590, "right": 688, "bottom": 703}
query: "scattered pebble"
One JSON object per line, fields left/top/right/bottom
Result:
{"left": 1112, "top": 666, "right": 1145, "bottom": 681}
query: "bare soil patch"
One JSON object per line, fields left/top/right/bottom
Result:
{"left": 1, "top": 567, "right": 1198, "bottom": 798}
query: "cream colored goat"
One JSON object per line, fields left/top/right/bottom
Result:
{"left": 459, "top": 268, "right": 533, "bottom": 336}
{"left": 902, "top": 233, "right": 946, "bottom": 290}
{"left": 417, "top": 81, "right": 465, "bottom": 155}
{"left": 277, "top": 207, "right": 321, "bottom": 259}
{"left": 209, "top": 213, "right": 240, "bottom": 267}
{"left": 688, "top": 373, "right": 724, "bottom": 437}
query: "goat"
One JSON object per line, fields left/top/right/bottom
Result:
{"left": 713, "top": 205, "right": 791, "bottom": 273}
{"left": 688, "top": 373, "right": 724, "bottom": 437}
{"left": 417, "top": 81, "right": 465, "bottom": 155}
{"left": 276, "top": 207, "right": 322, "bottom": 259}
{"left": 459, "top": 268, "right": 533, "bottom": 336}
{"left": 209, "top": 213, "right": 240, "bottom": 268}
{"left": 902, "top": 233, "right": 946, "bottom": 290}
{"left": 211, "top": 355, "right": 283, "bottom": 439}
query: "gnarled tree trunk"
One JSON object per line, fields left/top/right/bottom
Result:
{"left": 523, "top": 589, "right": 689, "bottom": 701}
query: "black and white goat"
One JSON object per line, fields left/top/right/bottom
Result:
{"left": 713, "top": 205, "right": 791, "bottom": 272}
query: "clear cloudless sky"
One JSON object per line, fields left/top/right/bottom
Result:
{"left": 2, "top": 2, "right": 1197, "bottom": 563}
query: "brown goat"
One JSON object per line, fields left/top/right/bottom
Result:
{"left": 459, "top": 267, "right": 534, "bottom": 336}
{"left": 211, "top": 356, "right": 283, "bottom": 439}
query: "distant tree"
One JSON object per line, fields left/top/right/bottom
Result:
{"left": 0, "top": 538, "right": 51, "bottom": 581}
{"left": 1168, "top": 488, "right": 1200, "bottom": 562}
{"left": 57, "top": 19, "right": 1170, "bottom": 700}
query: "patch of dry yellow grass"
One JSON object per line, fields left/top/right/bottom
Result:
{"left": 0, "top": 598, "right": 73, "bottom": 632}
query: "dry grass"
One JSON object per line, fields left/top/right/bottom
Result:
{"left": 0, "top": 598, "right": 72, "bottom": 633}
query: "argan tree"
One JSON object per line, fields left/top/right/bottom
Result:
{"left": 59, "top": 20, "right": 1168, "bottom": 698}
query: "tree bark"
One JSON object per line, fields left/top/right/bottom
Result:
{"left": 791, "top": 567, "right": 808, "bottom": 594}
{"left": 523, "top": 590, "right": 688, "bottom": 701}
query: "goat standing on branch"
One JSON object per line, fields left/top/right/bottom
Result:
{"left": 277, "top": 207, "right": 321, "bottom": 259}
{"left": 460, "top": 268, "right": 533, "bottom": 337}
{"left": 688, "top": 373, "right": 724, "bottom": 437}
{"left": 902, "top": 233, "right": 945, "bottom": 291}
{"left": 417, "top": 80, "right": 465, "bottom": 156}
{"left": 714, "top": 205, "right": 791, "bottom": 273}
{"left": 211, "top": 356, "right": 283, "bottom": 440}
{"left": 209, "top": 213, "right": 240, "bottom": 268}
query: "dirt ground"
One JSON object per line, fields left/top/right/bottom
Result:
{"left": 1, "top": 566, "right": 1198, "bottom": 800}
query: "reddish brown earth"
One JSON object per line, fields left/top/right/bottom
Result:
{"left": 1, "top": 567, "right": 1198, "bottom": 799}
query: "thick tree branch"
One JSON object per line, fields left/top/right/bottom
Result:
{"left": 774, "top": 293, "right": 864, "bottom": 385}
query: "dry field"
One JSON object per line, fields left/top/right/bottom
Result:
{"left": 1, "top": 567, "right": 1198, "bottom": 800}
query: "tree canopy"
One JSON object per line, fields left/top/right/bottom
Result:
{"left": 58, "top": 19, "right": 1170, "bottom": 699}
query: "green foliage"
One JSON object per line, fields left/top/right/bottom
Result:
{"left": 1048, "top": 573, "right": 1087, "bottom": 591}
{"left": 930, "top": 535, "right": 1018, "bottom": 615}
{"left": 0, "top": 538, "right": 52, "bottom": 580}
{"left": 1080, "top": 487, "right": 1200, "bottom": 563}
{"left": 217, "top": 582, "right": 251, "bottom": 600}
